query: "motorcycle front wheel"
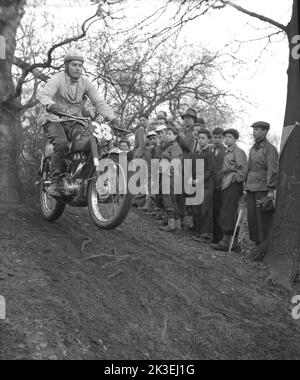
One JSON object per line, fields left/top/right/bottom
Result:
{"left": 87, "top": 153, "right": 132, "bottom": 230}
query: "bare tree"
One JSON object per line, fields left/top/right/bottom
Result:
{"left": 0, "top": 0, "right": 26, "bottom": 203}
{"left": 86, "top": 33, "right": 234, "bottom": 129}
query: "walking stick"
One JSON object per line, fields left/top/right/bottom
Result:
{"left": 228, "top": 209, "right": 244, "bottom": 254}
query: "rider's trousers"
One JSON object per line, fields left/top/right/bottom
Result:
{"left": 43, "top": 121, "right": 85, "bottom": 178}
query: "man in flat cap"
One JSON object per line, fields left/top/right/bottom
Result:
{"left": 211, "top": 127, "right": 227, "bottom": 244}
{"left": 178, "top": 108, "right": 199, "bottom": 158}
{"left": 156, "top": 111, "right": 168, "bottom": 126}
{"left": 159, "top": 125, "right": 183, "bottom": 232}
{"left": 211, "top": 129, "right": 248, "bottom": 252}
{"left": 177, "top": 109, "right": 202, "bottom": 229}
{"left": 245, "top": 121, "right": 279, "bottom": 247}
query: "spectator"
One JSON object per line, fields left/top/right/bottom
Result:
{"left": 147, "top": 131, "right": 159, "bottom": 148}
{"left": 119, "top": 140, "right": 130, "bottom": 151}
{"left": 132, "top": 113, "right": 150, "bottom": 208}
{"left": 178, "top": 108, "right": 199, "bottom": 158}
{"left": 159, "top": 125, "right": 183, "bottom": 232}
{"left": 245, "top": 121, "right": 279, "bottom": 247}
{"left": 178, "top": 108, "right": 198, "bottom": 229}
{"left": 138, "top": 131, "right": 160, "bottom": 213}
{"left": 156, "top": 111, "right": 168, "bottom": 126}
{"left": 133, "top": 113, "right": 150, "bottom": 158}
{"left": 138, "top": 114, "right": 150, "bottom": 131}
{"left": 211, "top": 129, "right": 248, "bottom": 252}
{"left": 178, "top": 110, "right": 202, "bottom": 230}
{"left": 190, "top": 128, "right": 215, "bottom": 242}
{"left": 211, "top": 128, "right": 227, "bottom": 244}
{"left": 146, "top": 125, "right": 169, "bottom": 219}
{"left": 155, "top": 124, "right": 167, "bottom": 143}
{"left": 191, "top": 123, "right": 204, "bottom": 153}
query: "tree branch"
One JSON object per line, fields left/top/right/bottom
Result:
{"left": 9, "top": 8, "right": 103, "bottom": 102}
{"left": 220, "top": 1, "right": 287, "bottom": 32}
{"left": 13, "top": 57, "right": 50, "bottom": 82}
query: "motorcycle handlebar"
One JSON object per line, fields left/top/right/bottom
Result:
{"left": 55, "top": 112, "right": 131, "bottom": 134}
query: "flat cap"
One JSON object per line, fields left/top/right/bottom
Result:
{"left": 198, "top": 128, "right": 212, "bottom": 139}
{"left": 212, "top": 127, "right": 224, "bottom": 136}
{"left": 223, "top": 128, "right": 240, "bottom": 140}
{"left": 250, "top": 121, "right": 270, "bottom": 130}
{"left": 157, "top": 111, "right": 168, "bottom": 120}
{"left": 181, "top": 108, "right": 198, "bottom": 121}
{"left": 139, "top": 114, "right": 150, "bottom": 121}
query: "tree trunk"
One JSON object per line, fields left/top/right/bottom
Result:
{"left": 0, "top": 0, "right": 25, "bottom": 203}
{"left": 264, "top": 0, "right": 300, "bottom": 289}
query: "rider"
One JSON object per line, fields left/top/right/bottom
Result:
{"left": 37, "top": 49, "right": 119, "bottom": 197}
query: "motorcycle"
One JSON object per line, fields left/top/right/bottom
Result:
{"left": 39, "top": 113, "right": 132, "bottom": 230}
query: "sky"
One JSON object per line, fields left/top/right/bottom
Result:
{"left": 28, "top": 0, "right": 293, "bottom": 149}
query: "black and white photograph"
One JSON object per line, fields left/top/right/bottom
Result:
{"left": 0, "top": 0, "right": 299, "bottom": 363}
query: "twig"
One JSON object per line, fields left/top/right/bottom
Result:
{"left": 81, "top": 238, "right": 93, "bottom": 252}
{"left": 135, "top": 265, "right": 144, "bottom": 276}
{"left": 107, "top": 270, "right": 124, "bottom": 279}
{"left": 269, "top": 292, "right": 284, "bottom": 302}
{"left": 86, "top": 254, "right": 118, "bottom": 261}
{"left": 101, "top": 255, "right": 132, "bottom": 269}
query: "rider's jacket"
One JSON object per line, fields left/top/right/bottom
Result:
{"left": 37, "top": 72, "right": 115, "bottom": 126}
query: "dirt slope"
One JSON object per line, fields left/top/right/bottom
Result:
{"left": 0, "top": 204, "right": 299, "bottom": 360}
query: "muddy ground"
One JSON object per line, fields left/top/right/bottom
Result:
{"left": 0, "top": 204, "right": 299, "bottom": 360}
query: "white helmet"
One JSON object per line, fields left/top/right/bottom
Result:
{"left": 147, "top": 131, "right": 158, "bottom": 138}
{"left": 155, "top": 125, "right": 167, "bottom": 133}
{"left": 64, "top": 50, "right": 84, "bottom": 64}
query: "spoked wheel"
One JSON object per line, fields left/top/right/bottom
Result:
{"left": 87, "top": 153, "right": 132, "bottom": 230}
{"left": 40, "top": 166, "right": 66, "bottom": 222}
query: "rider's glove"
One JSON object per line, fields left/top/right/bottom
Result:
{"left": 47, "top": 103, "right": 65, "bottom": 116}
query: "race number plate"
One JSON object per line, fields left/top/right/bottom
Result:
{"left": 92, "top": 122, "right": 113, "bottom": 141}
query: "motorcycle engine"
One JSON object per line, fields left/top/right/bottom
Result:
{"left": 61, "top": 175, "right": 82, "bottom": 196}
{"left": 62, "top": 153, "right": 87, "bottom": 197}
